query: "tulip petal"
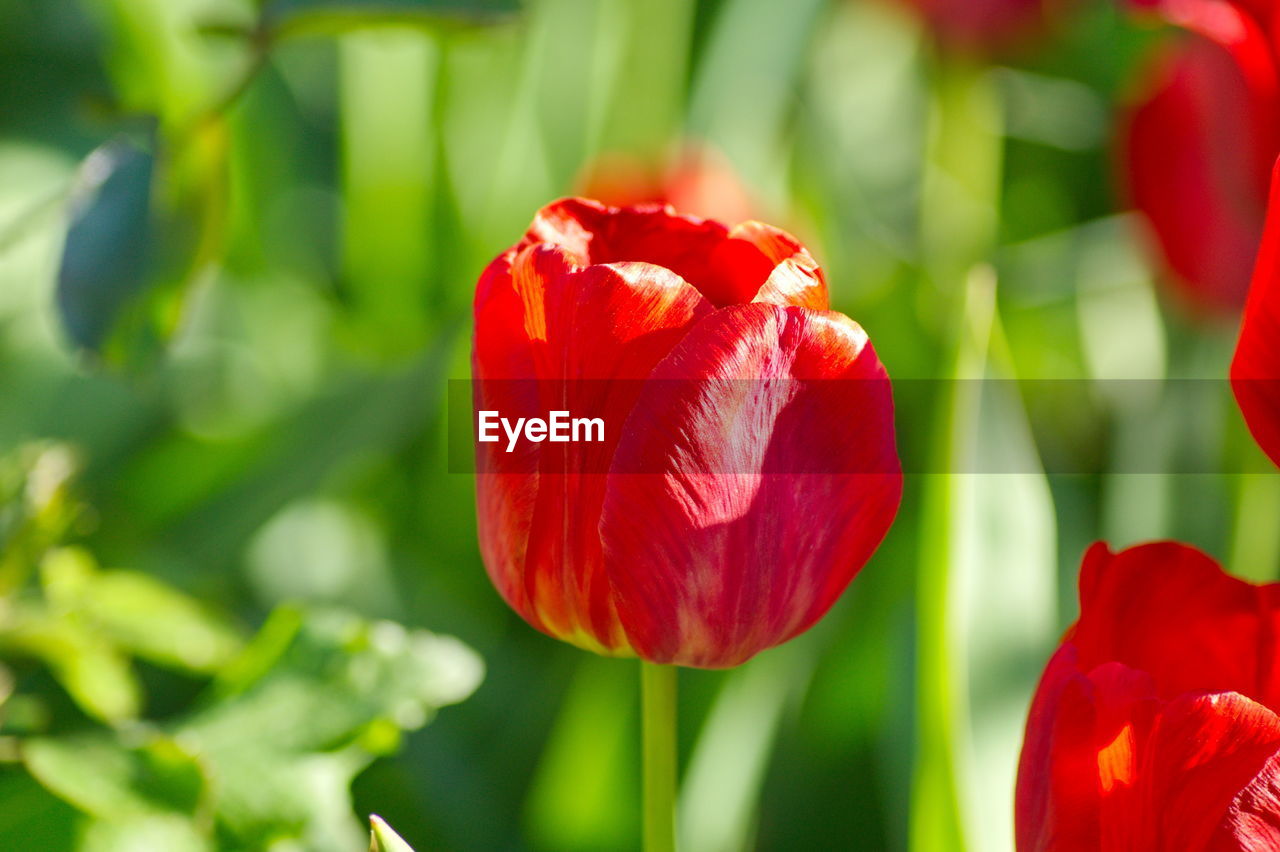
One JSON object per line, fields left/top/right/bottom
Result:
{"left": 1134, "top": 0, "right": 1280, "bottom": 76}
{"left": 1017, "top": 663, "right": 1280, "bottom": 852}
{"left": 473, "top": 245, "right": 714, "bottom": 653}
{"left": 1016, "top": 649, "right": 1158, "bottom": 852}
{"left": 1016, "top": 646, "right": 1097, "bottom": 852}
{"left": 1071, "top": 542, "right": 1280, "bottom": 707}
{"left": 599, "top": 304, "right": 901, "bottom": 668}
{"left": 1232, "top": 160, "right": 1280, "bottom": 469}
{"left": 730, "top": 221, "right": 829, "bottom": 310}
{"left": 1139, "top": 692, "right": 1280, "bottom": 849}
{"left": 1214, "top": 750, "right": 1280, "bottom": 850}
{"left": 1019, "top": 542, "right": 1280, "bottom": 850}
{"left": 519, "top": 198, "right": 827, "bottom": 309}
{"left": 1123, "top": 23, "right": 1278, "bottom": 309}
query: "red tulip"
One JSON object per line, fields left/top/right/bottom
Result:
{"left": 1121, "top": 0, "right": 1280, "bottom": 310}
{"left": 1016, "top": 541, "right": 1280, "bottom": 850}
{"left": 471, "top": 198, "right": 902, "bottom": 668}
{"left": 894, "top": 0, "right": 1064, "bottom": 53}
{"left": 1232, "top": 158, "right": 1280, "bottom": 468}
{"left": 576, "top": 146, "right": 754, "bottom": 225}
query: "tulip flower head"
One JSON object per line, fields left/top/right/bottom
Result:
{"left": 1121, "top": 0, "right": 1280, "bottom": 310}
{"left": 471, "top": 198, "right": 902, "bottom": 668}
{"left": 1017, "top": 541, "right": 1280, "bottom": 849}
{"left": 1232, "top": 158, "right": 1280, "bottom": 469}
{"left": 894, "top": 0, "right": 1064, "bottom": 54}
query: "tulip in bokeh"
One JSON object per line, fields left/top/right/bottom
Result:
{"left": 472, "top": 198, "right": 902, "bottom": 668}
{"left": 1233, "top": 159, "right": 1280, "bottom": 468}
{"left": 575, "top": 146, "right": 754, "bottom": 225}
{"left": 1121, "top": 0, "right": 1280, "bottom": 310}
{"left": 893, "top": 0, "right": 1064, "bottom": 53}
{"left": 1016, "top": 541, "right": 1280, "bottom": 849}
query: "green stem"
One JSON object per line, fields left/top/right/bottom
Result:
{"left": 911, "top": 55, "right": 1003, "bottom": 852}
{"left": 642, "top": 662, "right": 677, "bottom": 852}
{"left": 1230, "top": 472, "right": 1280, "bottom": 581}
{"left": 1228, "top": 405, "right": 1280, "bottom": 582}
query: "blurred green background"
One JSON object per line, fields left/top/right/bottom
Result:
{"left": 2, "top": 0, "right": 1277, "bottom": 849}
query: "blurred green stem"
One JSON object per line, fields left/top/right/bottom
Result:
{"left": 1230, "top": 472, "right": 1280, "bottom": 581}
{"left": 1228, "top": 400, "right": 1280, "bottom": 581}
{"left": 912, "top": 55, "right": 1003, "bottom": 852}
{"left": 339, "top": 28, "right": 437, "bottom": 356}
{"left": 267, "top": 7, "right": 515, "bottom": 40}
{"left": 642, "top": 662, "right": 677, "bottom": 852}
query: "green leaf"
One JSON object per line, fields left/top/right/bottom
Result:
{"left": 0, "top": 770, "right": 80, "bottom": 849}
{"left": 23, "top": 734, "right": 208, "bottom": 823}
{"left": 687, "top": 0, "right": 826, "bottom": 200}
{"left": 679, "top": 644, "right": 816, "bottom": 852}
{"left": 18, "top": 602, "right": 480, "bottom": 849}
{"left": 264, "top": 0, "right": 519, "bottom": 39}
{"left": 269, "top": 0, "right": 517, "bottom": 11}
{"left": 526, "top": 658, "right": 635, "bottom": 851}
{"left": 179, "top": 607, "right": 482, "bottom": 848}
{"left": 55, "top": 118, "right": 229, "bottom": 366}
{"left": 956, "top": 325, "right": 1058, "bottom": 852}
{"left": 56, "top": 136, "right": 155, "bottom": 353}
{"left": 79, "top": 815, "right": 210, "bottom": 852}
{"left": 41, "top": 548, "right": 243, "bottom": 674}
{"left": 913, "top": 265, "right": 998, "bottom": 852}
{"left": 189, "top": 608, "right": 482, "bottom": 755}
{"left": 338, "top": 27, "right": 437, "bottom": 358}
{"left": 0, "top": 443, "right": 81, "bottom": 595}
{"left": 370, "top": 815, "right": 416, "bottom": 852}
{"left": 0, "top": 600, "right": 142, "bottom": 724}
{"left": 178, "top": 746, "right": 370, "bottom": 851}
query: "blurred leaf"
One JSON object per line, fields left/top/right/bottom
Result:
{"left": 40, "top": 548, "right": 243, "bottom": 674}
{"left": 264, "top": 0, "right": 518, "bottom": 38}
{"left": 193, "top": 607, "right": 483, "bottom": 754}
{"left": 20, "top": 606, "right": 481, "bottom": 850}
{"left": 0, "top": 770, "right": 80, "bottom": 848}
{"left": 956, "top": 323, "right": 1057, "bottom": 852}
{"left": 0, "top": 443, "right": 81, "bottom": 595}
{"left": 595, "top": 0, "right": 692, "bottom": 157}
{"left": 795, "top": 0, "right": 924, "bottom": 319}
{"left": 679, "top": 643, "right": 815, "bottom": 852}
{"left": 55, "top": 118, "right": 229, "bottom": 365}
{"left": 370, "top": 815, "right": 416, "bottom": 852}
{"left": 180, "top": 607, "right": 482, "bottom": 848}
{"left": 525, "top": 658, "right": 635, "bottom": 851}
{"left": 23, "top": 735, "right": 208, "bottom": 823}
{"left": 79, "top": 815, "right": 209, "bottom": 852}
{"left": 0, "top": 601, "right": 141, "bottom": 724}
{"left": 913, "top": 266, "right": 998, "bottom": 852}
{"left": 92, "top": 0, "right": 232, "bottom": 124}
{"left": 687, "top": 0, "right": 827, "bottom": 203}
{"left": 269, "top": 0, "right": 517, "bottom": 13}
{"left": 338, "top": 28, "right": 437, "bottom": 357}
{"left": 56, "top": 136, "right": 155, "bottom": 353}
{"left": 997, "top": 69, "right": 1105, "bottom": 152}
{"left": 152, "top": 349, "right": 452, "bottom": 568}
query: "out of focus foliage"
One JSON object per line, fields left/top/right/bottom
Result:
{"left": 0, "top": 444, "right": 480, "bottom": 849}
{"left": 2, "top": 0, "right": 1276, "bottom": 850}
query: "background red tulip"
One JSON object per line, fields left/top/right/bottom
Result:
{"left": 1016, "top": 541, "right": 1280, "bottom": 850}
{"left": 576, "top": 146, "right": 755, "bottom": 225}
{"left": 893, "top": 0, "right": 1064, "bottom": 53}
{"left": 472, "top": 198, "right": 902, "bottom": 668}
{"left": 1232, "top": 159, "right": 1280, "bottom": 468}
{"left": 1121, "top": 0, "right": 1280, "bottom": 310}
